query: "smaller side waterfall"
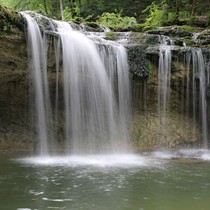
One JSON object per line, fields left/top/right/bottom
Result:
{"left": 21, "top": 12, "right": 131, "bottom": 155}
{"left": 190, "top": 49, "right": 209, "bottom": 147}
{"left": 156, "top": 37, "right": 210, "bottom": 147}
{"left": 158, "top": 35, "right": 172, "bottom": 138}
{"left": 22, "top": 13, "right": 54, "bottom": 155}
{"left": 171, "top": 48, "right": 210, "bottom": 148}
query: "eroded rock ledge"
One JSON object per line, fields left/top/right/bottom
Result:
{"left": 0, "top": 5, "right": 208, "bottom": 151}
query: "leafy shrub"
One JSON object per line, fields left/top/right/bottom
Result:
{"left": 142, "top": 2, "right": 165, "bottom": 28}
{"left": 105, "top": 31, "right": 117, "bottom": 40}
{"left": 64, "top": 3, "right": 93, "bottom": 22}
{"left": 63, "top": 1, "right": 83, "bottom": 21}
{"left": 96, "top": 10, "right": 136, "bottom": 30}
{"left": 63, "top": 7, "right": 73, "bottom": 21}
{"left": 179, "top": 11, "right": 191, "bottom": 19}
{"left": 142, "top": 1, "right": 176, "bottom": 29}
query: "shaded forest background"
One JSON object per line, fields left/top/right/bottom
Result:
{"left": 0, "top": 0, "right": 210, "bottom": 30}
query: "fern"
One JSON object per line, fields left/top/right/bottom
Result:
{"left": 142, "top": 1, "right": 176, "bottom": 29}
{"left": 97, "top": 10, "right": 136, "bottom": 30}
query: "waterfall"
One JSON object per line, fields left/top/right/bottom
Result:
{"left": 158, "top": 35, "right": 172, "bottom": 138}
{"left": 182, "top": 48, "right": 210, "bottom": 147}
{"left": 21, "top": 13, "right": 54, "bottom": 155}
{"left": 191, "top": 49, "right": 209, "bottom": 147}
{"left": 156, "top": 33, "right": 209, "bottom": 147}
{"left": 21, "top": 12, "right": 131, "bottom": 155}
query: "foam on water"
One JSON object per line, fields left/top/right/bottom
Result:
{"left": 17, "top": 209, "right": 31, "bottom": 210}
{"left": 16, "top": 149, "right": 210, "bottom": 169}
{"left": 16, "top": 154, "right": 163, "bottom": 168}
{"left": 152, "top": 149, "right": 210, "bottom": 160}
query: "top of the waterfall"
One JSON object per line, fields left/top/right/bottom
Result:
{"left": 158, "top": 35, "right": 174, "bottom": 52}
{"left": 159, "top": 35, "right": 173, "bottom": 46}
{"left": 21, "top": 12, "right": 117, "bottom": 41}
{"left": 20, "top": 11, "right": 111, "bottom": 34}
{"left": 21, "top": 11, "right": 58, "bottom": 32}
{"left": 21, "top": 11, "right": 128, "bottom": 57}
{"left": 87, "top": 32, "right": 124, "bottom": 49}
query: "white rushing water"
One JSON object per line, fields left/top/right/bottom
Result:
{"left": 181, "top": 48, "right": 210, "bottom": 147}
{"left": 190, "top": 49, "right": 209, "bottom": 147}
{"left": 17, "top": 154, "right": 164, "bottom": 168}
{"left": 157, "top": 37, "right": 210, "bottom": 147}
{"left": 152, "top": 149, "right": 210, "bottom": 160}
{"left": 158, "top": 35, "right": 172, "bottom": 138}
{"left": 21, "top": 12, "right": 131, "bottom": 155}
{"left": 22, "top": 13, "right": 54, "bottom": 155}
{"left": 192, "top": 49, "right": 208, "bottom": 146}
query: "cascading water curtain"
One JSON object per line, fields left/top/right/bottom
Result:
{"left": 158, "top": 35, "right": 172, "bottom": 139}
{"left": 192, "top": 49, "right": 209, "bottom": 147}
{"left": 21, "top": 12, "right": 54, "bottom": 155}
{"left": 184, "top": 48, "right": 210, "bottom": 147}
{"left": 22, "top": 12, "right": 131, "bottom": 155}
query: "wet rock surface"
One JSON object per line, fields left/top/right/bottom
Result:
{"left": 127, "top": 45, "right": 149, "bottom": 80}
{"left": 0, "top": 6, "right": 209, "bottom": 151}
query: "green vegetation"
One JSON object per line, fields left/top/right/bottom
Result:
{"left": 63, "top": 4, "right": 81, "bottom": 21}
{"left": 0, "top": 0, "right": 52, "bottom": 15}
{"left": 141, "top": 0, "right": 210, "bottom": 30}
{"left": 0, "top": 4, "right": 24, "bottom": 36}
{"left": 104, "top": 32, "right": 118, "bottom": 40}
{"left": 148, "top": 61, "right": 154, "bottom": 79}
{"left": 0, "top": 0, "right": 209, "bottom": 31}
{"left": 142, "top": 1, "right": 176, "bottom": 30}
{"left": 96, "top": 10, "right": 136, "bottom": 31}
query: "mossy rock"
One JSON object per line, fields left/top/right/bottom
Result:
{"left": 0, "top": 4, "right": 24, "bottom": 36}
{"left": 127, "top": 45, "right": 149, "bottom": 80}
{"left": 146, "top": 25, "right": 203, "bottom": 38}
{"left": 82, "top": 21, "right": 103, "bottom": 32}
{"left": 128, "top": 32, "right": 160, "bottom": 46}
{"left": 191, "top": 16, "right": 209, "bottom": 28}
{"left": 195, "top": 29, "right": 210, "bottom": 45}
{"left": 104, "top": 32, "right": 118, "bottom": 40}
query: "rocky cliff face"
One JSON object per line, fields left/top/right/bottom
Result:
{"left": 124, "top": 31, "right": 210, "bottom": 150}
{"left": 0, "top": 20, "right": 33, "bottom": 150}
{"left": 0, "top": 6, "right": 209, "bottom": 151}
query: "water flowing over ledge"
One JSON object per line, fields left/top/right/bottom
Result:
{"left": 21, "top": 12, "right": 131, "bottom": 156}
{"left": 1, "top": 8, "right": 210, "bottom": 151}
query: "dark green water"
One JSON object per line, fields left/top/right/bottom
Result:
{"left": 0, "top": 151, "right": 210, "bottom": 210}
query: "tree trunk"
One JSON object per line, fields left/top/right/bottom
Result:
{"left": 42, "top": 0, "right": 48, "bottom": 14}
{"left": 60, "top": 0, "right": 64, "bottom": 20}
{"left": 191, "top": 0, "right": 196, "bottom": 15}
{"left": 175, "top": 0, "right": 180, "bottom": 20}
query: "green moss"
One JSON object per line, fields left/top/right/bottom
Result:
{"left": 130, "top": 32, "right": 145, "bottom": 40}
{"left": 182, "top": 38, "right": 195, "bottom": 46}
{"left": 97, "top": 11, "right": 136, "bottom": 31}
{"left": 175, "top": 25, "right": 203, "bottom": 33}
{"left": 142, "top": 26, "right": 158, "bottom": 32}
{"left": 147, "top": 60, "right": 153, "bottom": 79}
{"left": 0, "top": 4, "right": 24, "bottom": 34}
{"left": 105, "top": 32, "right": 118, "bottom": 40}
{"left": 134, "top": 129, "right": 142, "bottom": 144}
{"left": 130, "top": 24, "right": 144, "bottom": 32}
{"left": 85, "top": 21, "right": 100, "bottom": 29}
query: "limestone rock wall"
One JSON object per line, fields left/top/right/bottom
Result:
{"left": 0, "top": 27, "right": 35, "bottom": 150}
{"left": 0, "top": 7, "right": 209, "bottom": 151}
